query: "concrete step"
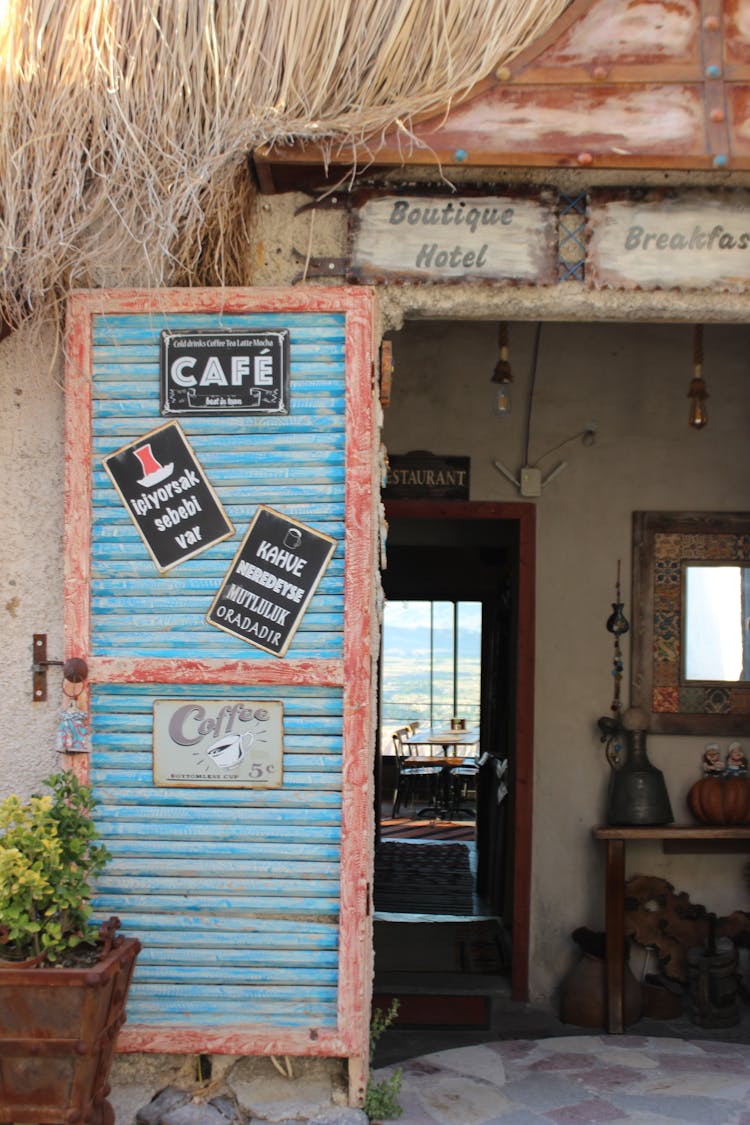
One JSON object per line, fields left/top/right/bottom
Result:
{"left": 374, "top": 970, "right": 510, "bottom": 994}
{"left": 373, "top": 969, "right": 512, "bottom": 1032}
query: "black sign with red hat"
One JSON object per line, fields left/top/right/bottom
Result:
{"left": 103, "top": 421, "right": 234, "bottom": 573}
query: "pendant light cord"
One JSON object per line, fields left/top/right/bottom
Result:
{"left": 524, "top": 322, "right": 542, "bottom": 467}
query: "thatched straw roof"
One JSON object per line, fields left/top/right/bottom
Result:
{"left": 0, "top": 0, "right": 568, "bottom": 332}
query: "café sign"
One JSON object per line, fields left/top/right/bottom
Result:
{"left": 153, "top": 698, "right": 283, "bottom": 788}
{"left": 160, "top": 329, "right": 290, "bottom": 415}
{"left": 350, "top": 192, "right": 558, "bottom": 284}
{"left": 587, "top": 191, "right": 750, "bottom": 290}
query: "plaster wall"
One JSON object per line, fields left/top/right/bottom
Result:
{"left": 2, "top": 178, "right": 750, "bottom": 1015}
{"left": 380, "top": 317, "right": 750, "bottom": 1004}
{"left": 249, "top": 183, "right": 750, "bottom": 1002}
{"left": 0, "top": 324, "right": 64, "bottom": 800}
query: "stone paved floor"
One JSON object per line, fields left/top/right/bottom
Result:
{"left": 371, "top": 1035, "right": 750, "bottom": 1123}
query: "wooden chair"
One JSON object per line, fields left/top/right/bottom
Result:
{"left": 405, "top": 720, "right": 434, "bottom": 757}
{"left": 391, "top": 727, "right": 443, "bottom": 816}
{"left": 448, "top": 752, "right": 480, "bottom": 816}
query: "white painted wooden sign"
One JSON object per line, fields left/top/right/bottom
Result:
{"left": 587, "top": 191, "right": 750, "bottom": 290}
{"left": 350, "top": 193, "right": 558, "bottom": 284}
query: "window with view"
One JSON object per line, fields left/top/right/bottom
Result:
{"left": 381, "top": 600, "right": 481, "bottom": 752}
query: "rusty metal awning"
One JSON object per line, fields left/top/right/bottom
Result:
{"left": 253, "top": 0, "right": 750, "bottom": 190}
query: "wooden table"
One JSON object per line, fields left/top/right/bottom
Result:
{"left": 404, "top": 754, "right": 476, "bottom": 818}
{"left": 404, "top": 727, "right": 480, "bottom": 757}
{"left": 404, "top": 729, "right": 480, "bottom": 817}
{"left": 593, "top": 825, "right": 750, "bottom": 1033}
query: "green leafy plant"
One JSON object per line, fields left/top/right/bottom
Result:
{"left": 363, "top": 999, "right": 403, "bottom": 1121}
{"left": 0, "top": 771, "right": 111, "bottom": 965}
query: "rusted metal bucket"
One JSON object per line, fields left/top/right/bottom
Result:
{"left": 0, "top": 936, "right": 140, "bottom": 1124}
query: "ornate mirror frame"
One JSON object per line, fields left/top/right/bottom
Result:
{"left": 631, "top": 511, "right": 750, "bottom": 735}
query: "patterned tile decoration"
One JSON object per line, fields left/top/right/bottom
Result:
{"left": 558, "top": 193, "right": 587, "bottom": 283}
{"left": 652, "top": 530, "right": 750, "bottom": 714}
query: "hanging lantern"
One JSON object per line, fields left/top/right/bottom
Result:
{"left": 688, "top": 324, "right": 709, "bottom": 429}
{"left": 491, "top": 322, "right": 513, "bottom": 417}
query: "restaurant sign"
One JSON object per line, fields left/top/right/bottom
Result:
{"left": 160, "top": 329, "right": 290, "bottom": 415}
{"left": 102, "top": 421, "right": 234, "bottom": 573}
{"left": 153, "top": 698, "right": 283, "bottom": 788}
{"left": 587, "top": 191, "right": 750, "bottom": 290}
{"left": 350, "top": 192, "right": 558, "bottom": 284}
{"left": 383, "top": 453, "right": 470, "bottom": 500}
{"left": 207, "top": 506, "right": 336, "bottom": 657}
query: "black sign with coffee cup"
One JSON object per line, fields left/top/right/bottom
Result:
{"left": 103, "top": 421, "right": 235, "bottom": 573}
{"left": 207, "top": 506, "right": 337, "bottom": 657}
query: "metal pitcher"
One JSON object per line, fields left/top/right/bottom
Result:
{"left": 600, "top": 708, "right": 674, "bottom": 826}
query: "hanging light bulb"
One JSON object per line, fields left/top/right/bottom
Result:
{"left": 688, "top": 324, "right": 709, "bottom": 429}
{"left": 491, "top": 321, "right": 513, "bottom": 417}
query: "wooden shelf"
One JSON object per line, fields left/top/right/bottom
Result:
{"left": 595, "top": 824, "right": 750, "bottom": 838}
{"left": 594, "top": 824, "right": 750, "bottom": 1033}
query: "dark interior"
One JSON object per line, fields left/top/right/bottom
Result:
{"left": 373, "top": 513, "right": 519, "bottom": 1025}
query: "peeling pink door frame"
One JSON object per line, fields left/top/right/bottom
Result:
{"left": 63, "top": 287, "right": 377, "bottom": 1099}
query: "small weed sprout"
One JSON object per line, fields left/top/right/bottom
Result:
{"left": 363, "top": 999, "right": 403, "bottom": 1121}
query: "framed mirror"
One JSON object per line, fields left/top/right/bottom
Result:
{"left": 631, "top": 511, "right": 750, "bottom": 735}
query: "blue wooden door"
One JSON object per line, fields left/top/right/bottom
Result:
{"left": 64, "top": 287, "right": 377, "bottom": 1078}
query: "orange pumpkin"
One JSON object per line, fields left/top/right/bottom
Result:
{"left": 687, "top": 776, "right": 750, "bottom": 825}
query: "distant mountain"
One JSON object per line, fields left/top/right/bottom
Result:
{"left": 383, "top": 624, "right": 480, "bottom": 657}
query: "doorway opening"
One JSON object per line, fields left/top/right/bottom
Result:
{"left": 373, "top": 501, "right": 535, "bottom": 1025}
{"left": 380, "top": 595, "right": 482, "bottom": 842}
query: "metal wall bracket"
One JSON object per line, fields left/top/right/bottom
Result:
{"left": 291, "top": 247, "right": 348, "bottom": 284}
{"left": 293, "top": 193, "right": 350, "bottom": 217}
{"left": 32, "top": 634, "right": 88, "bottom": 702}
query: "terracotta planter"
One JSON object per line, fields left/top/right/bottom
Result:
{"left": 0, "top": 936, "right": 140, "bottom": 1125}
{"left": 559, "top": 952, "right": 642, "bottom": 1030}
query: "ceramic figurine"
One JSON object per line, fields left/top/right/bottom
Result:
{"left": 702, "top": 743, "right": 725, "bottom": 777}
{"left": 725, "top": 742, "right": 748, "bottom": 776}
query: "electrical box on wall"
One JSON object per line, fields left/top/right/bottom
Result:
{"left": 521, "top": 467, "right": 542, "bottom": 497}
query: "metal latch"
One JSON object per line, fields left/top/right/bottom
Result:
{"left": 32, "top": 634, "right": 88, "bottom": 702}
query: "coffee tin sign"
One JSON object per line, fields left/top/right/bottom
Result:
{"left": 153, "top": 699, "right": 283, "bottom": 788}
{"left": 160, "top": 329, "right": 290, "bottom": 415}
{"left": 102, "top": 421, "right": 234, "bottom": 573}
